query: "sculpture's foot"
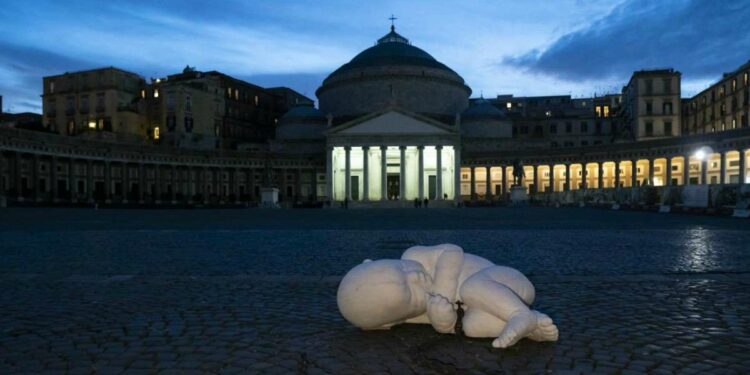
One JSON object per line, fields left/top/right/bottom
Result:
{"left": 492, "top": 310, "right": 557, "bottom": 348}
{"left": 527, "top": 311, "right": 559, "bottom": 342}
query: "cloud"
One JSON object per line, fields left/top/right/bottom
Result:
{"left": 501, "top": 0, "right": 750, "bottom": 84}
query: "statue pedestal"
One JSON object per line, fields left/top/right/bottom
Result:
{"left": 260, "top": 187, "right": 279, "bottom": 208}
{"left": 509, "top": 185, "right": 528, "bottom": 205}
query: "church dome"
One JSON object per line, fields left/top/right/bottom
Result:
{"left": 275, "top": 104, "right": 327, "bottom": 140}
{"left": 317, "top": 26, "right": 471, "bottom": 120}
{"left": 462, "top": 99, "right": 506, "bottom": 121}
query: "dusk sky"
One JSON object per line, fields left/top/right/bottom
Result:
{"left": 1, "top": 0, "right": 749, "bottom": 113}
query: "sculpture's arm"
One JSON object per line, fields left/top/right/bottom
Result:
{"left": 427, "top": 244, "right": 464, "bottom": 333}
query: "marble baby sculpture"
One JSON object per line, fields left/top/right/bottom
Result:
{"left": 337, "top": 244, "right": 558, "bottom": 348}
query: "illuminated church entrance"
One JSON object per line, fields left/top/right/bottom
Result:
{"left": 325, "top": 109, "right": 462, "bottom": 204}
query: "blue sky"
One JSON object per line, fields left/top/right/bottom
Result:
{"left": 1, "top": 0, "right": 749, "bottom": 113}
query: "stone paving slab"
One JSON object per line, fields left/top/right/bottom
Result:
{"left": 1, "top": 275, "right": 750, "bottom": 374}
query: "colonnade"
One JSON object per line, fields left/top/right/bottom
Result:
{"left": 462, "top": 148, "right": 749, "bottom": 198}
{"left": 0, "top": 151, "right": 323, "bottom": 204}
{"left": 327, "top": 145, "right": 458, "bottom": 202}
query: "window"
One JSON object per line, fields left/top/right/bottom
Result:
{"left": 603, "top": 106, "right": 610, "bottom": 117}
{"left": 141, "top": 89, "right": 146, "bottom": 99}
{"left": 49, "top": 81, "right": 55, "bottom": 93}
{"left": 645, "top": 79, "right": 653, "bottom": 94}
{"left": 595, "top": 122, "right": 602, "bottom": 134}
{"left": 185, "top": 95, "right": 192, "bottom": 112}
{"left": 506, "top": 102, "right": 512, "bottom": 109}
{"left": 595, "top": 106, "right": 602, "bottom": 117}
{"left": 646, "top": 101, "right": 653, "bottom": 115}
{"left": 227, "top": 87, "right": 232, "bottom": 97}
{"left": 153, "top": 127, "right": 160, "bottom": 140}
{"left": 167, "top": 93, "right": 175, "bottom": 110}
{"left": 81, "top": 96, "right": 89, "bottom": 112}
{"left": 581, "top": 141, "right": 588, "bottom": 146}
{"left": 732, "top": 118, "right": 736, "bottom": 129}
{"left": 153, "top": 89, "right": 159, "bottom": 98}
{"left": 88, "top": 120, "right": 96, "bottom": 129}
{"left": 665, "top": 121, "right": 672, "bottom": 135}
{"left": 545, "top": 110, "right": 552, "bottom": 117}
{"left": 663, "top": 101, "right": 673, "bottom": 115}
{"left": 580, "top": 121, "right": 588, "bottom": 133}
{"left": 565, "top": 122, "right": 572, "bottom": 133}
{"left": 254, "top": 95, "right": 259, "bottom": 106}
{"left": 663, "top": 78, "right": 671, "bottom": 94}
{"left": 645, "top": 121, "right": 653, "bottom": 136}
{"left": 745, "top": 72, "right": 749, "bottom": 86}
{"left": 550, "top": 123, "right": 557, "bottom": 133}
{"left": 96, "top": 93, "right": 105, "bottom": 111}
{"left": 184, "top": 117, "right": 193, "bottom": 132}
{"left": 66, "top": 96, "right": 74, "bottom": 111}
{"left": 234, "top": 89, "right": 239, "bottom": 101}
{"left": 97, "top": 118, "right": 104, "bottom": 130}
{"left": 733, "top": 79, "right": 737, "bottom": 92}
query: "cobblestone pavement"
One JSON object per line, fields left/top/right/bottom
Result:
{"left": 1, "top": 207, "right": 749, "bottom": 374}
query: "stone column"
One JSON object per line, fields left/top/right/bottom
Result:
{"left": 739, "top": 149, "right": 746, "bottom": 185}
{"left": 436, "top": 145, "right": 443, "bottom": 200}
{"left": 700, "top": 158, "right": 708, "bottom": 185}
{"left": 532, "top": 164, "right": 539, "bottom": 194}
{"left": 666, "top": 158, "right": 673, "bottom": 186}
{"left": 683, "top": 155, "right": 690, "bottom": 185}
{"left": 325, "top": 146, "right": 333, "bottom": 201}
{"left": 295, "top": 168, "right": 302, "bottom": 202}
{"left": 363, "top": 146, "right": 370, "bottom": 201}
{"left": 214, "top": 168, "right": 221, "bottom": 202}
{"left": 581, "top": 163, "right": 587, "bottom": 190}
{"left": 470, "top": 166, "right": 476, "bottom": 199}
{"left": 32, "top": 155, "right": 39, "bottom": 201}
{"left": 14, "top": 153, "right": 23, "bottom": 199}
{"left": 103, "top": 161, "right": 111, "bottom": 203}
{"left": 418, "top": 146, "right": 424, "bottom": 200}
{"left": 549, "top": 164, "right": 555, "bottom": 193}
{"left": 50, "top": 157, "right": 58, "bottom": 202}
{"left": 454, "top": 146, "right": 462, "bottom": 203}
{"left": 719, "top": 151, "right": 726, "bottom": 184}
{"left": 399, "top": 146, "right": 406, "bottom": 201}
{"left": 631, "top": 160, "right": 638, "bottom": 187}
{"left": 648, "top": 159, "right": 655, "bottom": 186}
{"left": 597, "top": 162, "right": 604, "bottom": 189}
{"left": 380, "top": 146, "right": 387, "bottom": 201}
{"left": 138, "top": 163, "right": 145, "bottom": 203}
{"left": 123, "top": 162, "right": 130, "bottom": 203}
{"left": 86, "top": 159, "right": 94, "bottom": 203}
{"left": 614, "top": 160, "right": 621, "bottom": 188}
{"left": 485, "top": 164, "right": 492, "bottom": 199}
{"left": 499, "top": 165, "right": 505, "bottom": 195}
{"left": 154, "top": 164, "right": 162, "bottom": 203}
{"left": 565, "top": 164, "right": 571, "bottom": 191}
{"left": 68, "top": 159, "right": 77, "bottom": 202}
{"left": 199, "top": 167, "right": 207, "bottom": 203}
{"left": 310, "top": 169, "right": 317, "bottom": 202}
{"left": 344, "top": 146, "right": 351, "bottom": 201}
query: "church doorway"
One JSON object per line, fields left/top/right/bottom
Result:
{"left": 387, "top": 174, "right": 400, "bottom": 200}
{"left": 428, "top": 175, "right": 436, "bottom": 199}
{"left": 350, "top": 176, "right": 359, "bottom": 200}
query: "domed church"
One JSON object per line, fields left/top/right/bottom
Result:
{"left": 278, "top": 25, "right": 510, "bottom": 205}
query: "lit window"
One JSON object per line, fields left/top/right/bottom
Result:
{"left": 506, "top": 102, "right": 512, "bottom": 109}
{"left": 234, "top": 89, "right": 239, "bottom": 100}
{"left": 153, "top": 89, "right": 159, "bottom": 98}
{"left": 545, "top": 110, "right": 552, "bottom": 117}
{"left": 254, "top": 95, "right": 259, "bottom": 106}
{"left": 88, "top": 121, "right": 96, "bottom": 129}
{"left": 595, "top": 106, "right": 602, "bottom": 117}
{"left": 141, "top": 89, "right": 146, "bottom": 98}
{"left": 49, "top": 81, "right": 55, "bottom": 93}
{"left": 153, "top": 127, "right": 160, "bottom": 140}
{"left": 227, "top": 87, "right": 232, "bottom": 97}
{"left": 581, "top": 101, "right": 587, "bottom": 107}
{"left": 732, "top": 119, "right": 737, "bottom": 129}
{"left": 98, "top": 119, "right": 104, "bottom": 129}
{"left": 745, "top": 72, "right": 749, "bottom": 86}
{"left": 603, "top": 106, "right": 610, "bottom": 117}
{"left": 733, "top": 79, "right": 737, "bottom": 92}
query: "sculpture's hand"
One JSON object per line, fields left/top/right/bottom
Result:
{"left": 426, "top": 294, "right": 457, "bottom": 333}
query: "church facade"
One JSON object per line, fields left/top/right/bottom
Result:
{"left": 1, "top": 26, "right": 750, "bottom": 207}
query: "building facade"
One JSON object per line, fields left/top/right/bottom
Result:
{"left": 2, "top": 26, "right": 750, "bottom": 207}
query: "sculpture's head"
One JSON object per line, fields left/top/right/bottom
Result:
{"left": 337, "top": 259, "right": 430, "bottom": 330}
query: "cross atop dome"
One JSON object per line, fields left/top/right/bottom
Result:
{"left": 378, "top": 15, "right": 409, "bottom": 45}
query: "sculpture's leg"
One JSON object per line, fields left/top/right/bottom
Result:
{"left": 460, "top": 270, "right": 558, "bottom": 348}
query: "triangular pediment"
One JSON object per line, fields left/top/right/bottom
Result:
{"left": 328, "top": 110, "right": 455, "bottom": 136}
